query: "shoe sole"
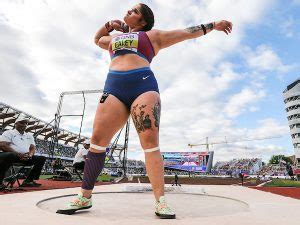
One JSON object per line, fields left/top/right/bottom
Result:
{"left": 56, "top": 205, "right": 92, "bottom": 215}
{"left": 155, "top": 212, "right": 176, "bottom": 219}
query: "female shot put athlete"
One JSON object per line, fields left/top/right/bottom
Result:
{"left": 57, "top": 3, "right": 232, "bottom": 219}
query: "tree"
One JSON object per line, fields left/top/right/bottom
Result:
{"left": 268, "top": 155, "right": 293, "bottom": 165}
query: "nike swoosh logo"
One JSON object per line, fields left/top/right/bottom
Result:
{"left": 143, "top": 76, "right": 150, "bottom": 80}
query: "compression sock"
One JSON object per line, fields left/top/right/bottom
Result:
{"left": 81, "top": 151, "right": 106, "bottom": 190}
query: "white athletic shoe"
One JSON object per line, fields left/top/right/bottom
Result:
{"left": 155, "top": 196, "right": 176, "bottom": 219}
{"left": 56, "top": 194, "right": 92, "bottom": 215}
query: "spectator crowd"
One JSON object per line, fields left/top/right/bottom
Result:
{"left": 212, "top": 158, "right": 262, "bottom": 176}
{"left": 35, "top": 139, "right": 77, "bottom": 158}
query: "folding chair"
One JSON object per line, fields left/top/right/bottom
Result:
{"left": 64, "top": 165, "right": 83, "bottom": 182}
{"left": 73, "top": 167, "right": 83, "bottom": 181}
{"left": 3, "top": 163, "right": 33, "bottom": 190}
{"left": 51, "top": 167, "right": 72, "bottom": 181}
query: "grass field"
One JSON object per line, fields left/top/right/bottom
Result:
{"left": 40, "top": 175, "right": 54, "bottom": 180}
{"left": 40, "top": 174, "right": 114, "bottom": 182}
{"left": 264, "top": 179, "right": 300, "bottom": 187}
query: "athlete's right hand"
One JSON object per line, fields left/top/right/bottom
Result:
{"left": 109, "top": 20, "right": 129, "bottom": 33}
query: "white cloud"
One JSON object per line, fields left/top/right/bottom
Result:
{"left": 280, "top": 16, "right": 295, "bottom": 38}
{"left": 224, "top": 88, "right": 265, "bottom": 118}
{"left": 207, "top": 118, "right": 290, "bottom": 162}
{"left": 214, "top": 144, "right": 287, "bottom": 162}
{"left": 243, "top": 45, "right": 293, "bottom": 73}
{"left": 248, "top": 118, "right": 290, "bottom": 137}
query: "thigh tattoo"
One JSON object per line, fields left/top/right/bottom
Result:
{"left": 131, "top": 100, "right": 161, "bottom": 133}
{"left": 132, "top": 104, "right": 151, "bottom": 133}
{"left": 152, "top": 101, "right": 161, "bottom": 129}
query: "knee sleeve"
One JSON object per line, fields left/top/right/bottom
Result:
{"left": 143, "top": 146, "right": 160, "bottom": 153}
{"left": 81, "top": 150, "right": 106, "bottom": 190}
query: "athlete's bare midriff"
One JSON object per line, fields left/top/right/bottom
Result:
{"left": 109, "top": 54, "right": 150, "bottom": 71}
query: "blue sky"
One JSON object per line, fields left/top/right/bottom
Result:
{"left": 233, "top": 0, "right": 300, "bottom": 157}
{"left": 0, "top": 0, "right": 299, "bottom": 162}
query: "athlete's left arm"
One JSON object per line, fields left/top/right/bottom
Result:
{"left": 151, "top": 20, "right": 232, "bottom": 51}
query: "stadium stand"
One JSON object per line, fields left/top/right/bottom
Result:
{"left": 213, "top": 158, "right": 263, "bottom": 176}
{"left": 257, "top": 164, "right": 287, "bottom": 177}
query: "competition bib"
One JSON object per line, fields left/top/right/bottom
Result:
{"left": 111, "top": 33, "right": 139, "bottom": 53}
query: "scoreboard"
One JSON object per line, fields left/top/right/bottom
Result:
{"left": 161, "top": 151, "right": 214, "bottom": 173}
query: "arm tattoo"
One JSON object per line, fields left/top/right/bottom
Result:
{"left": 206, "top": 22, "right": 214, "bottom": 30}
{"left": 185, "top": 25, "right": 203, "bottom": 33}
{"left": 185, "top": 22, "right": 214, "bottom": 34}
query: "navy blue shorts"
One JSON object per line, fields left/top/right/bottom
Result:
{"left": 103, "top": 67, "right": 159, "bottom": 109}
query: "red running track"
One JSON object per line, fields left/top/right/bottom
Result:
{"left": 250, "top": 187, "right": 300, "bottom": 200}
{"left": 0, "top": 179, "right": 111, "bottom": 195}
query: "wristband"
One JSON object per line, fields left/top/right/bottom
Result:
{"left": 201, "top": 24, "right": 207, "bottom": 35}
{"left": 105, "top": 21, "right": 114, "bottom": 33}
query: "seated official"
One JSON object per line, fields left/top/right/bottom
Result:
{"left": 0, "top": 115, "right": 46, "bottom": 187}
{"left": 73, "top": 139, "right": 90, "bottom": 171}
